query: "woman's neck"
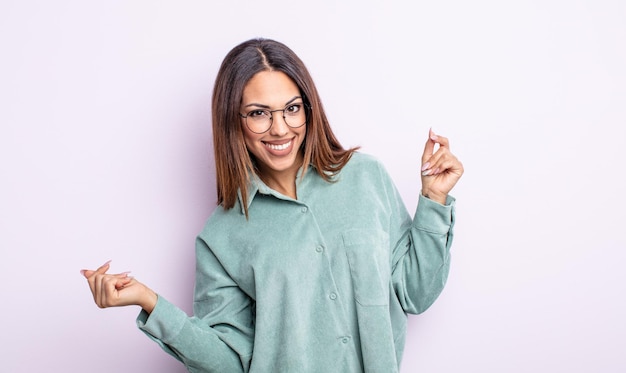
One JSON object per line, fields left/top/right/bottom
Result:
{"left": 257, "top": 153, "right": 304, "bottom": 199}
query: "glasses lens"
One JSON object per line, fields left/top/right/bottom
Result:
{"left": 246, "top": 110, "right": 272, "bottom": 133}
{"left": 284, "top": 103, "right": 307, "bottom": 128}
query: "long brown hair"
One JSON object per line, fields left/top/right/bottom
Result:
{"left": 212, "top": 38, "right": 359, "bottom": 217}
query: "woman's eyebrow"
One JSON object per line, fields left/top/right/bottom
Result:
{"left": 243, "top": 96, "right": 302, "bottom": 109}
{"left": 284, "top": 96, "right": 302, "bottom": 105}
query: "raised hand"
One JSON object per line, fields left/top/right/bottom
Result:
{"left": 420, "top": 128, "right": 464, "bottom": 204}
{"left": 81, "top": 260, "right": 157, "bottom": 313}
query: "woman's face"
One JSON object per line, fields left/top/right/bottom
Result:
{"left": 240, "top": 70, "right": 307, "bottom": 181}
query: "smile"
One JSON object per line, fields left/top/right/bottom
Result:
{"left": 263, "top": 140, "right": 292, "bottom": 151}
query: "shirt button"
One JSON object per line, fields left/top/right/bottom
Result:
{"left": 301, "top": 206, "right": 308, "bottom": 213}
{"left": 329, "top": 293, "right": 337, "bottom": 300}
{"left": 316, "top": 246, "right": 323, "bottom": 253}
{"left": 341, "top": 337, "right": 350, "bottom": 344}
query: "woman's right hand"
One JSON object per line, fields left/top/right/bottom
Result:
{"left": 81, "top": 260, "right": 158, "bottom": 314}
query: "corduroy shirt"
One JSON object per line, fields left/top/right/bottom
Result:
{"left": 137, "top": 152, "right": 455, "bottom": 372}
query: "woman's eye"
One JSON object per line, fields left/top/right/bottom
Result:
{"left": 249, "top": 110, "right": 268, "bottom": 118}
{"left": 286, "top": 104, "right": 301, "bottom": 114}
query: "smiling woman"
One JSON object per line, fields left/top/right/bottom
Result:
{"left": 80, "top": 38, "right": 463, "bottom": 373}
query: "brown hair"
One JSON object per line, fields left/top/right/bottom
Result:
{"left": 212, "top": 38, "right": 359, "bottom": 217}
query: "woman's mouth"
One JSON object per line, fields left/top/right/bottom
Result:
{"left": 264, "top": 140, "right": 292, "bottom": 151}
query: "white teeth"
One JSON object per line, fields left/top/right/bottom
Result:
{"left": 265, "top": 141, "right": 291, "bottom": 151}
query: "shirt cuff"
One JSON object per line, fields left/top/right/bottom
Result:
{"left": 136, "top": 295, "right": 187, "bottom": 344}
{"left": 413, "top": 194, "right": 455, "bottom": 234}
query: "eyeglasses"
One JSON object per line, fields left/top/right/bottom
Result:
{"left": 239, "top": 102, "right": 309, "bottom": 134}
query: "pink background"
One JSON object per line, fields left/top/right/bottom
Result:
{"left": 1, "top": 0, "right": 625, "bottom": 372}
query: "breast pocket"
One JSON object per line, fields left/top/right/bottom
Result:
{"left": 343, "top": 229, "right": 390, "bottom": 306}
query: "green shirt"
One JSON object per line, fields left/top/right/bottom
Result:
{"left": 137, "top": 152, "right": 455, "bottom": 372}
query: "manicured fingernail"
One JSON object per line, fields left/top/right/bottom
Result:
{"left": 421, "top": 162, "right": 430, "bottom": 171}
{"left": 79, "top": 269, "right": 86, "bottom": 276}
{"left": 422, "top": 169, "right": 432, "bottom": 176}
{"left": 103, "top": 260, "right": 112, "bottom": 266}
{"left": 430, "top": 133, "right": 439, "bottom": 141}
{"left": 433, "top": 167, "right": 440, "bottom": 174}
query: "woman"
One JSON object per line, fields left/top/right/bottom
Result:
{"left": 81, "top": 38, "right": 463, "bottom": 372}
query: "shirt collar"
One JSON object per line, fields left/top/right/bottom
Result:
{"left": 237, "top": 164, "right": 313, "bottom": 215}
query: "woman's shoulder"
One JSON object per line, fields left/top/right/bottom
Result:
{"left": 198, "top": 202, "right": 245, "bottom": 238}
{"left": 346, "top": 151, "right": 383, "bottom": 168}
{"left": 343, "top": 151, "right": 388, "bottom": 176}
{"left": 340, "top": 151, "right": 399, "bottom": 191}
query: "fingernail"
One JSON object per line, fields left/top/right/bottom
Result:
{"left": 422, "top": 169, "right": 432, "bottom": 176}
{"left": 103, "top": 260, "right": 112, "bottom": 266}
{"left": 421, "top": 162, "right": 430, "bottom": 171}
{"left": 430, "top": 133, "right": 439, "bottom": 141}
{"left": 79, "top": 269, "right": 86, "bottom": 276}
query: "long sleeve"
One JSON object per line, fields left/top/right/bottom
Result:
{"left": 136, "top": 237, "right": 255, "bottom": 372}
{"left": 386, "top": 175, "right": 456, "bottom": 315}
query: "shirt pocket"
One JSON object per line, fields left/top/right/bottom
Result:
{"left": 342, "top": 229, "right": 390, "bottom": 307}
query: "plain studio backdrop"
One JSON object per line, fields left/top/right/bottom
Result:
{"left": 1, "top": 0, "right": 624, "bottom": 372}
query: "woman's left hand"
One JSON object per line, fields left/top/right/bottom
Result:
{"left": 420, "top": 128, "right": 464, "bottom": 204}
{"left": 80, "top": 260, "right": 158, "bottom": 313}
